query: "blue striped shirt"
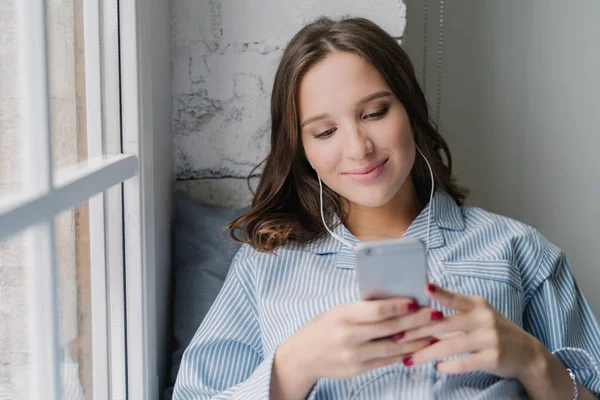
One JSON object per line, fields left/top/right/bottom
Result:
{"left": 173, "top": 191, "right": 600, "bottom": 399}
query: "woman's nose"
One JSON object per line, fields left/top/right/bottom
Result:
{"left": 343, "top": 123, "right": 373, "bottom": 160}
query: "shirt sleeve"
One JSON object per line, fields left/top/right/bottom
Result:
{"left": 523, "top": 239, "right": 600, "bottom": 396}
{"left": 172, "top": 246, "right": 276, "bottom": 400}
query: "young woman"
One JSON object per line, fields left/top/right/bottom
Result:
{"left": 173, "top": 17, "right": 600, "bottom": 400}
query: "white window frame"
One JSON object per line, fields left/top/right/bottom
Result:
{"left": 120, "top": 0, "right": 158, "bottom": 397}
{"left": 120, "top": 0, "right": 172, "bottom": 397}
{"left": 1, "top": 0, "right": 170, "bottom": 399}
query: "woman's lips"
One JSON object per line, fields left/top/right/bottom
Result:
{"left": 342, "top": 158, "right": 389, "bottom": 183}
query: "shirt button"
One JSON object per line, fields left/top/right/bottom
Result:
{"left": 410, "top": 371, "right": 425, "bottom": 381}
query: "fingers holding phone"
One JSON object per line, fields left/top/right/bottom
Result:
{"left": 281, "top": 297, "right": 438, "bottom": 382}
{"left": 277, "top": 237, "right": 436, "bottom": 383}
{"left": 355, "top": 303, "right": 444, "bottom": 343}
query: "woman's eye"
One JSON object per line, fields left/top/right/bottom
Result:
{"left": 315, "top": 127, "right": 337, "bottom": 139}
{"left": 362, "top": 107, "right": 389, "bottom": 120}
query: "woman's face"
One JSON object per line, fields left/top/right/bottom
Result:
{"left": 299, "top": 51, "right": 416, "bottom": 208}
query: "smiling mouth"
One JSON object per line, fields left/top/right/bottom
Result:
{"left": 343, "top": 158, "right": 389, "bottom": 175}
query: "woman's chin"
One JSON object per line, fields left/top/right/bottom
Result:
{"left": 344, "top": 190, "right": 396, "bottom": 208}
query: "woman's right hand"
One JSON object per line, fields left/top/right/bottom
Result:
{"left": 298, "top": 298, "right": 437, "bottom": 380}
{"left": 281, "top": 297, "right": 441, "bottom": 382}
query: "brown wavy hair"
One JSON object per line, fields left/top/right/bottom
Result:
{"left": 227, "top": 16, "right": 468, "bottom": 252}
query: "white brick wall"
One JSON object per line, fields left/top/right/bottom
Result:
{"left": 172, "top": 0, "right": 406, "bottom": 208}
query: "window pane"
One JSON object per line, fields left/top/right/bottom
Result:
{"left": 55, "top": 186, "right": 127, "bottom": 400}
{"left": 47, "top": 0, "right": 92, "bottom": 171}
{"left": 55, "top": 202, "right": 91, "bottom": 399}
{"left": 0, "top": 231, "right": 32, "bottom": 399}
{"left": 1, "top": 0, "right": 122, "bottom": 197}
{"left": 0, "top": 222, "right": 97, "bottom": 400}
{"left": 0, "top": 190, "right": 126, "bottom": 399}
{"left": 0, "top": 0, "right": 24, "bottom": 196}
{"left": 0, "top": 197, "right": 118, "bottom": 399}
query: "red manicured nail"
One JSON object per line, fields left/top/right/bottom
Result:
{"left": 430, "top": 310, "right": 444, "bottom": 321}
{"left": 434, "top": 362, "right": 439, "bottom": 370}
{"left": 429, "top": 338, "right": 439, "bottom": 345}
{"left": 392, "top": 331, "right": 405, "bottom": 341}
{"left": 427, "top": 283, "right": 436, "bottom": 293}
{"left": 403, "top": 356, "right": 414, "bottom": 367}
{"left": 407, "top": 302, "right": 420, "bottom": 312}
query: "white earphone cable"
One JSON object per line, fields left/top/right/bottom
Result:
{"left": 416, "top": 145, "right": 435, "bottom": 251}
{"left": 318, "top": 175, "right": 355, "bottom": 248}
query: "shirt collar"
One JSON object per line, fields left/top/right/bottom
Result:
{"left": 308, "top": 190, "right": 465, "bottom": 256}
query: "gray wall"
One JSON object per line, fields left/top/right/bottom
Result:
{"left": 403, "top": 0, "right": 600, "bottom": 312}
{"left": 171, "top": 0, "right": 407, "bottom": 208}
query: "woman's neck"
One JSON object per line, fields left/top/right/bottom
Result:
{"left": 344, "top": 183, "right": 423, "bottom": 242}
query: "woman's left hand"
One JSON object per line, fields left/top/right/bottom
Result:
{"left": 398, "top": 282, "right": 548, "bottom": 381}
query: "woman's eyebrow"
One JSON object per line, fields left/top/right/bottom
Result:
{"left": 357, "top": 90, "right": 394, "bottom": 106}
{"left": 300, "top": 90, "right": 393, "bottom": 129}
{"left": 301, "top": 113, "right": 331, "bottom": 129}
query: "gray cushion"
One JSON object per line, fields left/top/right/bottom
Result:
{"left": 165, "top": 190, "right": 249, "bottom": 399}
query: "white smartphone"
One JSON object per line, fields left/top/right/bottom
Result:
{"left": 354, "top": 237, "right": 430, "bottom": 306}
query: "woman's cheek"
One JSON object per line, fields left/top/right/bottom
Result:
{"left": 316, "top": 142, "right": 343, "bottom": 171}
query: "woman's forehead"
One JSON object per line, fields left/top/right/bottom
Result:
{"left": 298, "top": 52, "right": 390, "bottom": 119}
